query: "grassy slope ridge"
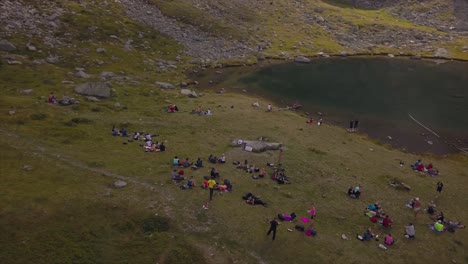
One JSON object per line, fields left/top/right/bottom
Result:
{"left": 0, "top": 0, "right": 468, "bottom": 264}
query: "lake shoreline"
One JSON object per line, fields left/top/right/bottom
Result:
{"left": 191, "top": 58, "right": 468, "bottom": 156}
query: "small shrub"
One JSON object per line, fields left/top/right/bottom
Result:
{"left": 91, "top": 107, "right": 102, "bottom": 112}
{"left": 30, "top": 113, "right": 47, "bottom": 120}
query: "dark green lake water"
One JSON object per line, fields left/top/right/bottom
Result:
{"left": 195, "top": 58, "right": 468, "bottom": 154}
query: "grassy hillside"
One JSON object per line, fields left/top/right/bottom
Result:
{"left": 1, "top": 0, "right": 467, "bottom": 264}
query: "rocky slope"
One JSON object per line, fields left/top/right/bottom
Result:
{"left": 1, "top": 0, "right": 467, "bottom": 66}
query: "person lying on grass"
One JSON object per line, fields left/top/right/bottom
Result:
{"left": 278, "top": 212, "right": 297, "bottom": 221}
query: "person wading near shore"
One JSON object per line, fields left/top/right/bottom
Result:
{"left": 208, "top": 178, "right": 216, "bottom": 201}
{"left": 267, "top": 217, "right": 279, "bottom": 241}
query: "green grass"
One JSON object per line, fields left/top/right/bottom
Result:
{"left": 1, "top": 0, "right": 468, "bottom": 263}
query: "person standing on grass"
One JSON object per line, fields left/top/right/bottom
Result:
{"left": 437, "top": 181, "right": 444, "bottom": 194}
{"left": 267, "top": 217, "right": 279, "bottom": 241}
{"left": 208, "top": 178, "right": 217, "bottom": 201}
{"left": 309, "top": 204, "right": 317, "bottom": 219}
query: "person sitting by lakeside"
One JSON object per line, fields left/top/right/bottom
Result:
{"left": 202, "top": 176, "right": 210, "bottom": 189}
{"left": 120, "top": 127, "right": 129, "bottom": 137}
{"left": 206, "top": 108, "right": 212, "bottom": 116}
{"left": 427, "top": 201, "right": 437, "bottom": 215}
{"left": 112, "top": 126, "right": 120, "bottom": 136}
{"left": 267, "top": 104, "right": 272, "bottom": 111}
{"left": 133, "top": 132, "right": 141, "bottom": 140}
{"left": 183, "top": 158, "right": 193, "bottom": 168}
{"left": 208, "top": 154, "right": 217, "bottom": 164}
{"left": 258, "top": 168, "right": 266, "bottom": 178}
{"left": 145, "top": 133, "right": 152, "bottom": 142}
{"left": 180, "top": 176, "right": 195, "bottom": 190}
{"left": 192, "top": 158, "right": 203, "bottom": 170}
{"left": 223, "top": 179, "right": 232, "bottom": 191}
{"left": 357, "top": 228, "right": 374, "bottom": 241}
{"left": 432, "top": 212, "right": 445, "bottom": 223}
{"left": 167, "top": 104, "right": 179, "bottom": 113}
{"left": 210, "top": 168, "right": 220, "bottom": 178}
{"left": 384, "top": 234, "right": 394, "bottom": 246}
{"left": 173, "top": 156, "right": 180, "bottom": 167}
{"left": 382, "top": 215, "right": 393, "bottom": 228}
{"left": 306, "top": 117, "right": 314, "bottom": 124}
{"left": 348, "top": 186, "right": 361, "bottom": 198}
{"left": 411, "top": 159, "right": 422, "bottom": 170}
{"left": 171, "top": 169, "right": 185, "bottom": 182}
{"left": 432, "top": 220, "right": 445, "bottom": 233}
{"left": 404, "top": 223, "right": 416, "bottom": 239}
{"left": 428, "top": 167, "right": 439, "bottom": 177}
{"left": 276, "top": 175, "right": 291, "bottom": 184}
{"left": 158, "top": 142, "right": 166, "bottom": 152}
{"left": 48, "top": 92, "right": 57, "bottom": 104}
{"left": 217, "top": 154, "right": 226, "bottom": 164}
{"left": 278, "top": 212, "right": 297, "bottom": 222}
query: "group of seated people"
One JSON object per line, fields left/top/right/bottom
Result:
{"left": 364, "top": 201, "right": 387, "bottom": 222}
{"left": 271, "top": 168, "right": 290, "bottom": 184}
{"left": 348, "top": 185, "right": 361, "bottom": 198}
{"left": 242, "top": 192, "right": 267, "bottom": 207}
{"left": 277, "top": 212, "right": 297, "bottom": 222}
{"left": 144, "top": 140, "right": 166, "bottom": 152}
{"left": 295, "top": 225, "right": 317, "bottom": 237}
{"left": 172, "top": 156, "right": 195, "bottom": 167}
{"left": 209, "top": 154, "right": 225, "bottom": 164}
{"left": 191, "top": 158, "right": 204, "bottom": 170}
{"left": 112, "top": 126, "right": 130, "bottom": 137}
{"left": 48, "top": 93, "right": 79, "bottom": 105}
{"left": 171, "top": 169, "right": 186, "bottom": 182}
{"left": 191, "top": 106, "right": 212, "bottom": 115}
{"left": 167, "top": 104, "right": 179, "bottom": 113}
{"left": 252, "top": 168, "right": 267, "bottom": 179}
{"left": 411, "top": 159, "right": 439, "bottom": 176}
{"left": 180, "top": 176, "right": 195, "bottom": 190}
{"left": 202, "top": 177, "right": 232, "bottom": 192}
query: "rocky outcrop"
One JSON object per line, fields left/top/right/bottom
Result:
{"left": 0, "top": 40, "right": 16, "bottom": 51}
{"left": 294, "top": 55, "right": 311, "bottom": 63}
{"left": 119, "top": 0, "right": 254, "bottom": 60}
{"left": 180, "top": 89, "right": 198, "bottom": 97}
{"left": 75, "top": 82, "right": 111, "bottom": 98}
{"left": 231, "top": 139, "right": 282, "bottom": 153}
{"left": 155, "top": 82, "right": 175, "bottom": 89}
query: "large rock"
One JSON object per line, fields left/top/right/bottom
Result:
{"left": 74, "top": 70, "right": 91, "bottom": 78}
{"left": 114, "top": 180, "right": 127, "bottom": 188}
{"left": 155, "top": 82, "right": 175, "bottom": 89}
{"left": 294, "top": 55, "right": 311, "bottom": 63}
{"left": 434, "top": 48, "right": 450, "bottom": 58}
{"left": 0, "top": 40, "right": 17, "bottom": 52}
{"left": 231, "top": 139, "right": 282, "bottom": 153}
{"left": 75, "top": 82, "right": 111, "bottom": 98}
{"left": 180, "top": 89, "right": 197, "bottom": 97}
{"left": 100, "top": 71, "right": 116, "bottom": 80}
